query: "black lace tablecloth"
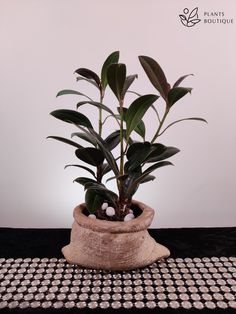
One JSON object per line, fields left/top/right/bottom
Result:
{"left": 0, "top": 227, "right": 236, "bottom": 313}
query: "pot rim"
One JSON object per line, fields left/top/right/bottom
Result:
{"left": 73, "top": 199, "right": 155, "bottom": 234}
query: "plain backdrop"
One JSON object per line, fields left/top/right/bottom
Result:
{"left": 0, "top": 0, "right": 236, "bottom": 228}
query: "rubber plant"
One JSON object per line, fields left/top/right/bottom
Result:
{"left": 48, "top": 51, "right": 206, "bottom": 221}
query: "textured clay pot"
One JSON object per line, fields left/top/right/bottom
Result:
{"left": 62, "top": 200, "right": 170, "bottom": 270}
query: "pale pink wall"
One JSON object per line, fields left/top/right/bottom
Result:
{"left": 0, "top": 0, "right": 236, "bottom": 227}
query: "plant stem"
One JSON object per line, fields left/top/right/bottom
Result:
{"left": 99, "top": 90, "right": 104, "bottom": 136}
{"left": 119, "top": 99, "right": 124, "bottom": 175}
{"left": 151, "top": 103, "right": 169, "bottom": 143}
{"left": 96, "top": 165, "right": 103, "bottom": 183}
{"left": 118, "top": 99, "right": 125, "bottom": 205}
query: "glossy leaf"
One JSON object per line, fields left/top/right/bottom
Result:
{"left": 74, "top": 68, "right": 101, "bottom": 88}
{"left": 159, "top": 118, "right": 207, "bottom": 136}
{"left": 146, "top": 146, "right": 180, "bottom": 163}
{"left": 46, "top": 136, "right": 83, "bottom": 149}
{"left": 85, "top": 188, "right": 104, "bottom": 213}
{"left": 142, "top": 161, "right": 173, "bottom": 177}
{"left": 139, "top": 56, "right": 170, "bottom": 99}
{"left": 117, "top": 108, "right": 145, "bottom": 139}
{"left": 123, "top": 173, "right": 140, "bottom": 198}
{"left": 101, "top": 163, "right": 112, "bottom": 176}
{"left": 64, "top": 164, "right": 96, "bottom": 179}
{"left": 101, "top": 51, "right": 120, "bottom": 89}
{"left": 125, "top": 94, "right": 159, "bottom": 139}
{"left": 75, "top": 147, "right": 104, "bottom": 166}
{"left": 50, "top": 109, "right": 93, "bottom": 129}
{"left": 74, "top": 178, "right": 105, "bottom": 191}
{"left": 76, "top": 77, "right": 99, "bottom": 89}
{"left": 126, "top": 161, "right": 173, "bottom": 197}
{"left": 173, "top": 74, "right": 193, "bottom": 88}
{"left": 127, "top": 90, "right": 142, "bottom": 97}
{"left": 126, "top": 142, "right": 153, "bottom": 171}
{"left": 86, "top": 185, "right": 118, "bottom": 206}
{"left": 139, "top": 175, "right": 155, "bottom": 184}
{"left": 71, "top": 132, "right": 97, "bottom": 146}
{"left": 56, "top": 89, "right": 92, "bottom": 101}
{"left": 76, "top": 101, "right": 116, "bottom": 117}
{"left": 74, "top": 177, "right": 98, "bottom": 187}
{"left": 122, "top": 74, "right": 138, "bottom": 98}
{"left": 89, "top": 129, "right": 119, "bottom": 175}
{"left": 105, "top": 130, "right": 120, "bottom": 150}
{"left": 134, "top": 119, "right": 145, "bottom": 139}
{"left": 106, "top": 176, "right": 116, "bottom": 183}
{"left": 107, "top": 63, "right": 126, "bottom": 101}
{"left": 126, "top": 142, "right": 146, "bottom": 160}
{"left": 168, "top": 87, "right": 192, "bottom": 107}
{"left": 145, "top": 143, "right": 166, "bottom": 161}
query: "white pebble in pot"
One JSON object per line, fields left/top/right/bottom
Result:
{"left": 101, "top": 202, "right": 108, "bottom": 210}
{"left": 106, "top": 207, "right": 115, "bottom": 217}
{"left": 88, "top": 214, "right": 96, "bottom": 219}
{"left": 124, "top": 213, "right": 135, "bottom": 221}
{"left": 129, "top": 209, "right": 133, "bottom": 214}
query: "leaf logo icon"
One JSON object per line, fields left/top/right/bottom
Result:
{"left": 179, "top": 7, "right": 201, "bottom": 27}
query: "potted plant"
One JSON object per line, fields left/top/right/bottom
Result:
{"left": 48, "top": 52, "right": 206, "bottom": 270}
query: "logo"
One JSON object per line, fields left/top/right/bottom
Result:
{"left": 179, "top": 7, "right": 201, "bottom": 27}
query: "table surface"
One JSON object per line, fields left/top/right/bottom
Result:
{"left": 0, "top": 227, "right": 235, "bottom": 314}
{"left": 0, "top": 227, "right": 236, "bottom": 258}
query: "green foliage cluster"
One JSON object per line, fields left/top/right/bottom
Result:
{"left": 48, "top": 52, "right": 206, "bottom": 219}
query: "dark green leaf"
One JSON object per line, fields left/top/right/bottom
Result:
{"left": 101, "top": 163, "right": 111, "bottom": 176}
{"left": 139, "top": 56, "right": 170, "bottom": 99}
{"left": 146, "top": 146, "right": 180, "bottom": 163}
{"left": 76, "top": 77, "right": 99, "bottom": 89}
{"left": 145, "top": 143, "right": 166, "bottom": 161}
{"left": 123, "top": 173, "right": 140, "bottom": 198}
{"left": 105, "top": 130, "right": 120, "bottom": 150}
{"left": 89, "top": 129, "right": 119, "bottom": 175}
{"left": 85, "top": 188, "right": 104, "bottom": 213}
{"left": 101, "top": 51, "right": 120, "bottom": 89}
{"left": 126, "top": 142, "right": 146, "bottom": 160}
{"left": 87, "top": 185, "right": 118, "bottom": 206}
{"left": 134, "top": 119, "right": 145, "bottom": 139}
{"left": 75, "top": 178, "right": 105, "bottom": 191}
{"left": 50, "top": 109, "right": 93, "bottom": 129}
{"left": 126, "top": 161, "right": 173, "bottom": 197}
{"left": 64, "top": 164, "right": 96, "bottom": 179}
{"left": 125, "top": 94, "right": 159, "bottom": 139}
{"left": 173, "top": 74, "right": 193, "bottom": 88}
{"left": 151, "top": 105, "right": 161, "bottom": 122}
{"left": 75, "top": 147, "right": 104, "bottom": 166}
{"left": 142, "top": 161, "right": 173, "bottom": 177}
{"left": 74, "top": 177, "right": 98, "bottom": 187}
{"left": 127, "top": 90, "right": 142, "bottom": 97}
{"left": 74, "top": 68, "right": 101, "bottom": 88}
{"left": 71, "top": 132, "right": 97, "bottom": 146}
{"left": 126, "top": 142, "right": 153, "bottom": 171}
{"left": 159, "top": 117, "right": 207, "bottom": 136}
{"left": 46, "top": 136, "right": 83, "bottom": 149}
{"left": 56, "top": 89, "right": 92, "bottom": 101}
{"left": 168, "top": 87, "right": 192, "bottom": 107}
{"left": 122, "top": 74, "right": 138, "bottom": 98}
{"left": 139, "top": 175, "right": 155, "bottom": 184}
{"left": 76, "top": 101, "right": 116, "bottom": 117}
{"left": 107, "top": 63, "right": 126, "bottom": 101}
{"left": 106, "top": 176, "right": 116, "bottom": 183}
{"left": 118, "top": 107, "right": 146, "bottom": 140}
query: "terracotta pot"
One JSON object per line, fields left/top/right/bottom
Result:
{"left": 62, "top": 200, "right": 170, "bottom": 270}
